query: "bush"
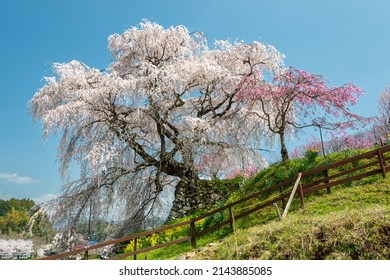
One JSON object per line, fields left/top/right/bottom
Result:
{"left": 305, "top": 147, "right": 319, "bottom": 163}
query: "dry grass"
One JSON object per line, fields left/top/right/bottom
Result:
{"left": 191, "top": 205, "right": 390, "bottom": 260}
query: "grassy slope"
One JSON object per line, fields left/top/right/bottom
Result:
{"left": 192, "top": 177, "right": 390, "bottom": 259}
{"left": 130, "top": 149, "right": 390, "bottom": 260}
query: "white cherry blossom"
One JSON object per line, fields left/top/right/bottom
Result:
{"left": 29, "top": 20, "right": 284, "bottom": 237}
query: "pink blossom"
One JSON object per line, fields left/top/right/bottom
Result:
{"left": 291, "top": 130, "right": 376, "bottom": 159}
{"left": 238, "top": 67, "right": 364, "bottom": 161}
{"left": 225, "top": 166, "right": 259, "bottom": 179}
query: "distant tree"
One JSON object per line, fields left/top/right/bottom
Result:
{"left": 0, "top": 199, "right": 54, "bottom": 241}
{"left": 239, "top": 67, "right": 365, "bottom": 162}
{"left": 291, "top": 130, "right": 377, "bottom": 159}
{"left": 326, "top": 130, "right": 376, "bottom": 153}
{"left": 0, "top": 207, "right": 30, "bottom": 235}
{"left": 29, "top": 20, "right": 284, "bottom": 237}
{"left": 0, "top": 200, "right": 10, "bottom": 216}
{"left": 376, "top": 86, "right": 390, "bottom": 143}
{"left": 0, "top": 199, "right": 35, "bottom": 235}
{"left": 0, "top": 198, "right": 35, "bottom": 216}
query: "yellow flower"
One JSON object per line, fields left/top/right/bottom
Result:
{"left": 150, "top": 233, "right": 159, "bottom": 247}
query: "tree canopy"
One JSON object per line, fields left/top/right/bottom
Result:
{"left": 0, "top": 198, "right": 53, "bottom": 241}
{"left": 0, "top": 198, "right": 35, "bottom": 216}
{"left": 376, "top": 87, "right": 390, "bottom": 144}
{"left": 29, "top": 21, "right": 284, "bottom": 233}
{"left": 239, "top": 67, "right": 364, "bottom": 161}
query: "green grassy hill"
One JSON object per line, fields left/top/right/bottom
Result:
{"left": 191, "top": 177, "right": 390, "bottom": 260}
{"left": 127, "top": 148, "right": 390, "bottom": 260}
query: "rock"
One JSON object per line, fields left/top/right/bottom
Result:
{"left": 197, "top": 247, "right": 206, "bottom": 252}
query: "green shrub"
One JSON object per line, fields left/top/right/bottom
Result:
{"left": 305, "top": 147, "right": 319, "bottom": 163}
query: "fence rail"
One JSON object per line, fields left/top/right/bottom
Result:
{"left": 39, "top": 145, "right": 390, "bottom": 260}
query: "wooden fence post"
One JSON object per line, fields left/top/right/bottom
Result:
{"left": 273, "top": 203, "right": 282, "bottom": 221}
{"left": 190, "top": 219, "right": 196, "bottom": 248}
{"left": 228, "top": 206, "right": 234, "bottom": 230}
{"left": 298, "top": 182, "right": 305, "bottom": 209}
{"left": 377, "top": 149, "right": 386, "bottom": 178}
{"left": 282, "top": 173, "right": 302, "bottom": 219}
{"left": 324, "top": 169, "right": 331, "bottom": 194}
{"left": 133, "top": 238, "right": 137, "bottom": 260}
{"left": 84, "top": 249, "right": 89, "bottom": 260}
{"left": 230, "top": 208, "right": 239, "bottom": 257}
{"left": 280, "top": 186, "right": 286, "bottom": 209}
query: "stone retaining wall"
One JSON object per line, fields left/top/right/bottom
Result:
{"left": 167, "top": 179, "right": 241, "bottom": 221}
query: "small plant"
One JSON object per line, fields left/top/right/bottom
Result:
{"left": 202, "top": 212, "right": 224, "bottom": 230}
{"left": 305, "top": 147, "right": 319, "bottom": 163}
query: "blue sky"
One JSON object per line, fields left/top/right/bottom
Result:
{"left": 0, "top": 0, "right": 389, "bottom": 202}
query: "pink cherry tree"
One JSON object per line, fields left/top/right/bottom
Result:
{"left": 239, "top": 67, "right": 364, "bottom": 162}
{"left": 375, "top": 86, "right": 390, "bottom": 144}
{"left": 291, "top": 130, "right": 376, "bottom": 159}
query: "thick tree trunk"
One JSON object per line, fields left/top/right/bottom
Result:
{"left": 280, "top": 133, "right": 289, "bottom": 162}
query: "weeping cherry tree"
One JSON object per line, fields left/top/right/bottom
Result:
{"left": 29, "top": 21, "right": 284, "bottom": 238}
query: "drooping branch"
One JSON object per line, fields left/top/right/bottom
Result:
{"left": 29, "top": 20, "right": 285, "bottom": 240}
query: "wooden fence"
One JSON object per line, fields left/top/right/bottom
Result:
{"left": 40, "top": 145, "right": 390, "bottom": 260}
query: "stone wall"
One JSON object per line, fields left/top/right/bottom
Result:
{"left": 167, "top": 179, "right": 240, "bottom": 221}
